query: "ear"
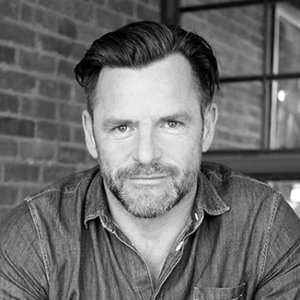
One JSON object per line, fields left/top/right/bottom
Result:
{"left": 82, "top": 110, "right": 98, "bottom": 159}
{"left": 202, "top": 103, "right": 218, "bottom": 152}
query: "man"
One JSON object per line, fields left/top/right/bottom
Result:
{"left": 1, "top": 21, "right": 300, "bottom": 299}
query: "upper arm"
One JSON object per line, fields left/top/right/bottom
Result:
{"left": 0, "top": 201, "right": 48, "bottom": 299}
{"left": 254, "top": 193, "right": 300, "bottom": 299}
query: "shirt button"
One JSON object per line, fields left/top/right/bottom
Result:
{"left": 175, "top": 240, "right": 184, "bottom": 252}
{"left": 194, "top": 212, "right": 199, "bottom": 221}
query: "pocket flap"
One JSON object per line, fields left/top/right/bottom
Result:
{"left": 193, "top": 282, "right": 246, "bottom": 300}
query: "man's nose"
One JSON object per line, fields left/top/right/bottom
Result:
{"left": 132, "top": 128, "right": 162, "bottom": 164}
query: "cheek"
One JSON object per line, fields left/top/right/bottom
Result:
{"left": 159, "top": 135, "right": 202, "bottom": 165}
{"left": 98, "top": 138, "right": 134, "bottom": 169}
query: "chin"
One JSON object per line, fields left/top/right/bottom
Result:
{"left": 118, "top": 186, "right": 182, "bottom": 219}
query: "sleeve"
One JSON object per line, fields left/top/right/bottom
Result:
{"left": 0, "top": 201, "right": 49, "bottom": 299}
{"left": 254, "top": 193, "right": 300, "bottom": 299}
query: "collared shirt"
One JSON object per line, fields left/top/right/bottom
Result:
{"left": 1, "top": 162, "right": 300, "bottom": 299}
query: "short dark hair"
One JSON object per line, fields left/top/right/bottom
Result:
{"left": 74, "top": 21, "right": 219, "bottom": 117}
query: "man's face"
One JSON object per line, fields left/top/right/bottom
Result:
{"left": 83, "top": 54, "right": 216, "bottom": 218}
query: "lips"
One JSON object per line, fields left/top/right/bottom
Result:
{"left": 130, "top": 174, "right": 168, "bottom": 180}
{"left": 128, "top": 175, "right": 169, "bottom": 184}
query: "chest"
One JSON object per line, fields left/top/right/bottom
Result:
{"left": 48, "top": 220, "right": 256, "bottom": 300}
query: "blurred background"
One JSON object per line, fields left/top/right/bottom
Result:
{"left": 0, "top": 0, "right": 299, "bottom": 221}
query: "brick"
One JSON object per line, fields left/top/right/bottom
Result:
{"left": 39, "top": 79, "right": 71, "bottom": 101}
{"left": 0, "top": 185, "right": 18, "bottom": 205}
{"left": 0, "top": 44, "right": 16, "bottom": 64}
{"left": 21, "top": 185, "right": 41, "bottom": 199}
{"left": 20, "top": 140, "right": 55, "bottom": 161}
{"left": 42, "top": 164, "right": 76, "bottom": 182}
{"left": 0, "top": 207, "right": 14, "bottom": 223}
{"left": 0, "top": 20, "right": 35, "bottom": 47}
{"left": 0, "top": 92, "right": 19, "bottom": 113}
{"left": 58, "top": 103, "right": 82, "bottom": 124}
{"left": 35, "top": 8, "right": 58, "bottom": 31}
{"left": 77, "top": 24, "right": 101, "bottom": 43}
{"left": 19, "top": 50, "right": 55, "bottom": 74}
{"left": 21, "top": 2, "right": 35, "bottom": 23}
{"left": 39, "top": 33, "right": 72, "bottom": 57}
{"left": 58, "top": 145, "right": 87, "bottom": 164}
{"left": 70, "top": 42, "right": 86, "bottom": 60}
{"left": 96, "top": 8, "right": 124, "bottom": 29}
{"left": 4, "top": 162, "right": 40, "bottom": 182}
{"left": 136, "top": 4, "right": 159, "bottom": 21}
{"left": 0, "top": 69, "right": 36, "bottom": 93}
{"left": 73, "top": 84, "right": 87, "bottom": 104}
{"left": 108, "top": 0, "right": 134, "bottom": 15}
{"left": 58, "top": 59, "right": 75, "bottom": 79}
{"left": 37, "top": 0, "right": 74, "bottom": 13}
{"left": 71, "top": 126, "right": 85, "bottom": 144}
{"left": 0, "top": 137, "right": 18, "bottom": 157}
{"left": 21, "top": 97, "right": 56, "bottom": 120}
{"left": 58, "top": 18, "right": 77, "bottom": 39}
{"left": 0, "top": 0, "right": 19, "bottom": 19}
{"left": 0, "top": 116, "right": 35, "bottom": 137}
{"left": 36, "top": 120, "right": 70, "bottom": 141}
{"left": 91, "top": 0, "right": 105, "bottom": 5}
{"left": 74, "top": 1, "right": 94, "bottom": 22}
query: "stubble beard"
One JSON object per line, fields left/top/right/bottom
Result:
{"left": 98, "top": 151, "right": 202, "bottom": 219}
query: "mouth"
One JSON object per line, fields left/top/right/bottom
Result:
{"left": 129, "top": 175, "right": 169, "bottom": 184}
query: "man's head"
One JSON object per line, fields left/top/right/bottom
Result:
{"left": 74, "top": 20, "right": 219, "bottom": 119}
{"left": 75, "top": 21, "right": 219, "bottom": 219}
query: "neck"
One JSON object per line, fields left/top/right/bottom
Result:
{"left": 104, "top": 182, "right": 197, "bottom": 284}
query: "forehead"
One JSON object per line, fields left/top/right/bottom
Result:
{"left": 94, "top": 54, "right": 200, "bottom": 116}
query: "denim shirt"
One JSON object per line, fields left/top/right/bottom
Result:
{"left": 1, "top": 162, "right": 300, "bottom": 300}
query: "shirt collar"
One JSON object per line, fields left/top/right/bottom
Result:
{"left": 83, "top": 167, "right": 230, "bottom": 228}
{"left": 84, "top": 168, "right": 109, "bottom": 228}
{"left": 194, "top": 171, "right": 230, "bottom": 216}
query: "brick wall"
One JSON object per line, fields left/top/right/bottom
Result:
{"left": 0, "top": 0, "right": 160, "bottom": 221}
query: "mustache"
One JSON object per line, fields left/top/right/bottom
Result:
{"left": 114, "top": 162, "right": 180, "bottom": 179}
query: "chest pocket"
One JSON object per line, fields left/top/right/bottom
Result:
{"left": 193, "top": 282, "right": 246, "bottom": 300}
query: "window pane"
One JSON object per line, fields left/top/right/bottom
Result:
{"left": 269, "top": 181, "right": 300, "bottom": 217}
{"left": 272, "top": 79, "right": 300, "bottom": 149}
{"left": 211, "top": 81, "right": 263, "bottom": 150}
{"left": 181, "top": 4, "right": 264, "bottom": 77}
{"left": 275, "top": 2, "right": 300, "bottom": 73}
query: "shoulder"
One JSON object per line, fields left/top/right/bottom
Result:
{"left": 0, "top": 165, "right": 99, "bottom": 245}
{"left": 27, "top": 165, "right": 99, "bottom": 203}
{"left": 0, "top": 200, "right": 49, "bottom": 298}
{"left": 0, "top": 166, "right": 100, "bottom": 256}
{"left": 201, "top": 161, "right": 280, "bottom": 208}
{"left": 0, "top": 166, "right": 100, "bottom": 287}
{"left": 22, "top": 166, "right": 99, "bottom": 221}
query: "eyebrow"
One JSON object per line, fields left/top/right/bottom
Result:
{"left": 158, "top": 112, "right": 193, "bottom": 123}
{"left": 102, "top": 118, "right": 138, "bottom": 129}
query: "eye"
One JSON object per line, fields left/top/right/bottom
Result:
{"left": 163, "top": 120, "right": 184, "bottom": 129}
{"left": 166, "top": 120, "right": 179, "bottom": 128}
{"left": 115, "top": 125, "right": 129, "bottom": 132}
{"left": 110, "top": 124, "right": 134, "bottom": 138}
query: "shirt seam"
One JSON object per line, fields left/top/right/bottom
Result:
{"left": 25, "top": 177, "right": 91, "bottom": 202}
{"left": 257, "top": 192, "right": 280, "bottom": 283}
{"left": 227, "top": 174, "right": 275, "bottom": 189}
{"left": 204, "top": 170, "right": 276, "bottom": 191}
{"left": 23, "top": 176, "right": 92, "bottom": 286}
{"left": 25, "top": 200, "right": 51, "bottom": 284}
